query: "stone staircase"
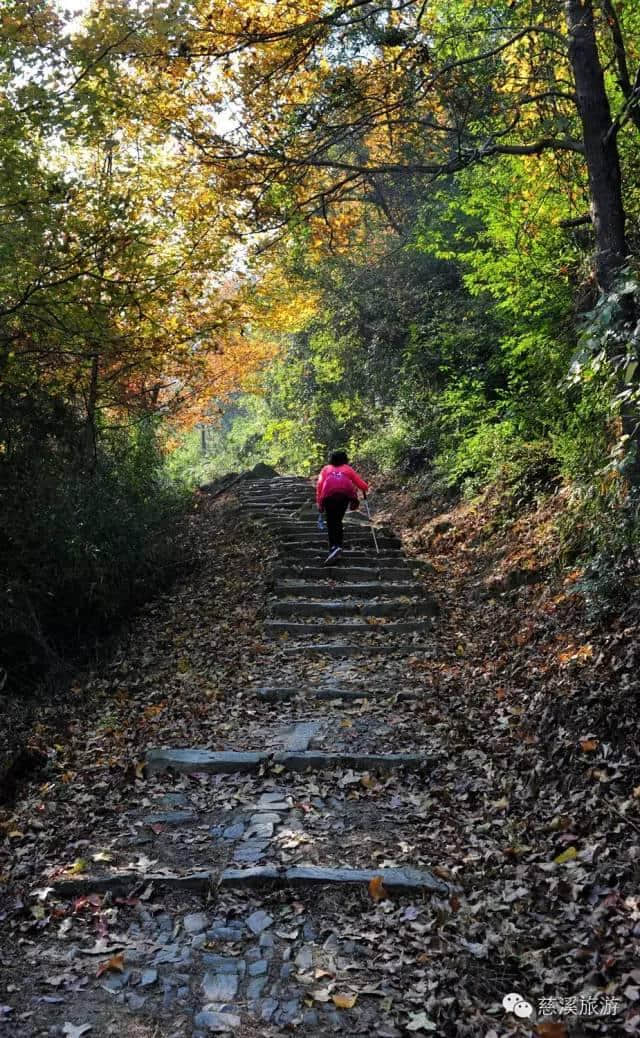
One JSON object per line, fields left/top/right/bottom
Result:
{"left": 238, "top": 475, "right": 437, "bottom": 659}
{"left": 48, "top": 475, "right": 447, "bottom": 1037}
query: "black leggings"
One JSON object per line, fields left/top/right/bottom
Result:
{"left": 324, "top": 494, "right": 350, "bottom": 548}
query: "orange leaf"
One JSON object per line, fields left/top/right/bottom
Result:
{"left": 332, "top": 992, "right": 357, "bottom": 1009}
{"left": 536, "top": 1023, "right": 567, "bottom": 1038}
{"left": 368, "top": 875, "right": 389, "bottom": 902}
{"left": 96, "top": 953, "right": 124, "bottom": 978}
{"left": 580, "top": 738, "right": 599, "bottom": 752}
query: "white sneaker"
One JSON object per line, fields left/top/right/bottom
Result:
{"left": 324, "top": 546, "right": 342, "bottom": 565}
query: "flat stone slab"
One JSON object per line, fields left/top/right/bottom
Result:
{"left": 257, "top": 685, "right": 403, "bottom": 702}
{"left": 233, "top": 841, "right": 268, "bottom": 863}
{"left": 247, "top": 910, "right": 274, "bottom": 934}
{"left": 274, "top": 582, "right": 424, "bottom": 599}
{"left": 266, "top": 620, "right": 431, "bottom": 636}
{"left": 273, "top": 751, "right": 429, "bottom": 773}
{"left": 194, "top": 1009, "right": 241, "bottom": 1032}
{"left": 220, "top": 866, "right": 281, "bottom": 889}
{"left": 256, "top": 793, "right": 291, "bottom": 810}
{"left": 202, "top": 971, "right": 239, "bottom": 1001}
{"left": 223, "top": 822, "right": 245, "bottom": 840}
{"left": 201, "top": 955, "right": 243, "bottom": 973}
{"left": 219, "top": 865, "right": 448, "bottom": 896}
{"left": 280, "top": 643, "right": 412, "bottom": 658}
{"left": 144, "top": 810, "right": 197, "bottom": 825}
{"left": 280, "top": 721, "right": 323, "bottom": 751}
{"left": 244, "top": 821, "right": 274, "bottom": 840}
{"left": 184, "top": 911, "right": 209, "bottom": 933}
{"left": 147, "top": 748, "right": 265, "bottom": 774}
{"left": 249, "top": 812, "right": 281, "bottom": 825}
{"left": 274, "top": 566, "right": 415, "bottom": 582}
{"left": 52, "top": 870, "right": 213, "bottom": 897}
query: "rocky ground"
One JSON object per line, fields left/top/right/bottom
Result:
{"left": 1, "top": 476, "right": 640, "bottom": 1037}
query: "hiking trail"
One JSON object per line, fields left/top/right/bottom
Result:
{"left": 7, "top": 474, "right": 631, "bottom": 1037}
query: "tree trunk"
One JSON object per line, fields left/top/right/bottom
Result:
{"left": 84, "top": 352, "right": 99, "bottom": 467}
{"left": 564, "top": 0, "right": 628, "bottom": 289}
{"left": 564, "top": 1, "right": 640, "bottom": 482}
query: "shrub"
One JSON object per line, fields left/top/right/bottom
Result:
{"left": 0, "top": 398, "right": 190, "bottom": 693}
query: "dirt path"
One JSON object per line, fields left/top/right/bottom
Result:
{"left": 1, "top": 477, "right": 638, "bottom": 1037}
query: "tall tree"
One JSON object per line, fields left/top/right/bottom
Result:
{"left": 565, "top": 0, "right": 628, "bottom": 288}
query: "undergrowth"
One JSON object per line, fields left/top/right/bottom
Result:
{"left": 0, "top": 403, "right": 191, "bottom": 696}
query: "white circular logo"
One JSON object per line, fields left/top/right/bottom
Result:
{"left": 502, "top": 993, "right": 533, "bottom": 1018}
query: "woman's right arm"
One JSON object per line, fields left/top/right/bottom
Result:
{"left": 344, "top": 466, "right": 369, "bottom": 494}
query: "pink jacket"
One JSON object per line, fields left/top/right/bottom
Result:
{"left": 316, "top": 464, "right": 369, "bottom": 507}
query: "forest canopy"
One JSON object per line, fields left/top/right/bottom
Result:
{"left": 1, "top": 0, "right": 640, "bottom": 680}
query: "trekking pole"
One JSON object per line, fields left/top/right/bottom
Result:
{"left": 363, "top": 496, "right": 379, "bottom": 554}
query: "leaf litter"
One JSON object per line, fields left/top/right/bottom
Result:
{"left": 1, "top": 488, "right": 640, "bottom": 1034}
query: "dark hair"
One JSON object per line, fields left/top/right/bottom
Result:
{"left": 329, "top": 450, "right": 349, "bottom": 466}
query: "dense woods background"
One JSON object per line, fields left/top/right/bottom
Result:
{"left": 2, "top": 0, "right": 640, "bottom": 690}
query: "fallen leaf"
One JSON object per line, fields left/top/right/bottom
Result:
{"left": 579, "top": 738, "right": 599, "bottom": 752}
{"left": 406, "top": 1010, "right": 437, "bottom": 1031}
{"left": 311, "top": 987, "right": 332, "bottom": 1002}
{"left": 554, "top": 846, "right": 578, "bottom": 865}
{"left": 368, "top": 875, "right": 389, "bottom": 902}
{"left": 332, "top": 992, "right": 357, "bottom": 1009}
{"left": 536, "top": 1023, "right": 567, "bottom": 1038}
{"left": 67, "top": 859, "right": 88, "bottom": 875}
{"left": 96, "top": 954, "right": 124, "bottom": 978}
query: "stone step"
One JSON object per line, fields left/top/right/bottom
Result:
{"left": 261, "top": 516, "right": 385, "bottom": 527}
{"left": 270, "top": 599, "right": 436, "bottom": 619}
{"left": 241, "top": 497, "right": 311, "bottom": 505}
{"left": 279, "top": 537, "right": 400, "bottom": 550}
{"left": 52, "top": 864, "right": 449, "bottom": 899}
{"left": 146, "top": 747, "right": 428, "bottom": 775}
{"left": 256, "top": 685, "right": 418, "bottom": 702}
{"left": 279, "top": 641, "right": 427, "bottom": 658}
{"left": 273, "top": 564, "right": 417, "bottom": 582}
{"left": 240, "top": 488, "right": 311, "bottom": 496}
{"left": 243, "top": 501, "right": 310, "bottom": 510}
{"left": 242, "top": 477, "right": 310, "bottom": 486}
{"left": 241, "top": 490, "right": 311, "bottom": 497}
{"left": 274, "top": 750, "right": 428, "bottom": 773}
{"left": 281, "top": 549, "right": 405, "bottom": 564}
{"left": 147, "top": 749, "right": 265, "bottom": 775}
{"left": 274, "top": 580, "right": 425, "bottom": 598}
{"left": 240, "top": 485, "right": 310, "bottom": 492}
{"left": 221, "top": 864, "right": 449, "bottom": 896}
{"left": 265, "top": 619, "right": 432, "bottom": 637}
{"left": 260, "top": 521, "right": 390, "bottom": 534}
